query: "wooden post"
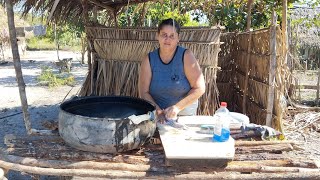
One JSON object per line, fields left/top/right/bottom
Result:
{"left": 243, "top": 0, "right": 254, "bottom": 114}
{"left": 242, "top": 31, "right": 252, "bottom": 114}
{"left": 317, "top": 67, "right": 320, "bottom": 104}
{"left": 80, "top": 0, "right": 93, "bottom": 94}
{"left": 113, "top": 9, "right": 118, "bottom": 27}
{"left": 246, "top": 0, "right": 254, "bottom": 31}
{"left": 275, "top": 0, "right": 288, "bottom": 132}
{"left": 54, "top": 23, "right": 60, "bottom": 61}
{"left": 47, "top": 0, "right": 61, "bottom": 23}
{"left": 5, "top": 0, "right": 32, "bottom": 135}
{"left": 93, "top": 6, "right": 98, "bottom": 24}
{"left": 266, "top": 10, "right": 277, "bottom": 127}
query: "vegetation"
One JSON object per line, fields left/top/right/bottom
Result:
{"left": 37, "top": 66, "right": 75, "bottom": 87}
{"left": 113, "top": 0, "right": 302, "bottom": 31}
{"left": 12, "top": 0, "right": 320, "bottom": 51}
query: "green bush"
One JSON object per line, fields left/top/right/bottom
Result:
{"left": 26, "top": 37, "right": 81, "bottom": 51}
{"left": 37, "top": 66, "right": 75, "bottom": 87}
{"left": 27, "top": 37, "right": 56, "bottom": 50}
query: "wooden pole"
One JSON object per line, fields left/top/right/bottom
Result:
{"left": 246, "top": 0, "right": 254, "bottom": 31}
{"left": 282, "top": 0, "right": 288, "bottom": 64}
{"left": 113, "top": 9, "right": 118, "bottom": 27}
{"left": 81, "top": 0, "right": 89, "bottom": 25}
{"left": 0, "top": 159, "right": 320, "bottom": 179}
{"left": 47, "top": 0, "right": 61, "bottom": 23}
{"left": 54, "top": 23, "right": 60, "bottom": 61}
{"left": 275, "top": 0, "right": 288, "bottom": 132}
{"left": 266, "top": 10, "right": 277, "bottom": 127}
{"left": 81, "top": 0, "right": 93, "bottom": 93}
{"left": 317, "top": 67, "right": 320, "bottom": 104}
{"left": 5, "top": 0, "right": 32, "bottom": 135}
{"left": 93, "top": 6, "right": 98, "bottom": 24}
{"left": 242, "top": 31, "right": 252, "bottom": 114}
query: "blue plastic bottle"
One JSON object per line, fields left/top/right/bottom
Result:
{"left": 213, "top": 102, "right": 231, "bottom": 142}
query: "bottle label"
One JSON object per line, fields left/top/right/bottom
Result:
{"left": 214, "top": 124, "right": 222, "bottom": 136}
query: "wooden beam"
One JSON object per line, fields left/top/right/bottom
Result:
{"left": 246, "top": 0, "right": 254, "bottom": 31}
{"left": 0, "top": 159, "right": 147, "bottom": 178}
{"left": 282, "top": 0, "right": 288, "bottom": 65}
{"left": 276, "top": 0, "right": 288, "bottom": 133}
{"left": 5, "top": 0, "right": 32, "bottom": 135}
{"left": 235, "top": 140, "right": 296, "bottom": 146}
{"left": 81, "top": 0, "right": 89, "bottom": 25}
{"left": 266, "top": 10, "right": 277, "bottom": 127}
{"left": 89, "top": 0, "right": 115, "bottom": 12}
{"left": 47, "top": 0, "right": 61, "bottom": 24}
{"left": 93, "top": 6, "right": 98, "bottom": 24}
{"left": 242, "top": 30, "right": 252, "bottom": 114}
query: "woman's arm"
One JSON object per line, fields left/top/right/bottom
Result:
{"left": 138, "top": 55, "right": 165, "bottom": 121}
{"left": 164, "top": 49, "right": 205, "bottom": 119}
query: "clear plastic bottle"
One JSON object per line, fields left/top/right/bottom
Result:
{"left": 213, "top": 102, "right": 231, "bottom": 142}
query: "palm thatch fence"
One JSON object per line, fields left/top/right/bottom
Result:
{"left": 79, "top": 26, "right": 223, "bottom": 115}
{"left": 217, "top": 26, "right": 289, "bottom": 130}
{"left": 79, "top": 24, "right": 288, "bottom": 130}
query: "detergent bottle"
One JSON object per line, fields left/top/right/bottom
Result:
{"left": 213, "top": 102, "right": 231, "bottom": 142}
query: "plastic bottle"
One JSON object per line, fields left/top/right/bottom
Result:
{"left": 212, "top": 102, "right": 231, "bottom": 142}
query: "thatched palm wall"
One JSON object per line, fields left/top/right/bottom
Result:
{"left": 79, "top": 26, "right": 222, "bottom": 115}
{"left": 80, "top": 25, "right": 286, "bottom": 128}
{"left": 218, "top": 27, "right": 287, "bottom": 128}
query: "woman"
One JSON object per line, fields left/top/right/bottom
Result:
{"left": 138, "top": 18, "right": 205, "bottom": 122}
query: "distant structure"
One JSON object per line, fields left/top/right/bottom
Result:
{"left": 289, "top": 5, "right": 320, "bottom": 70}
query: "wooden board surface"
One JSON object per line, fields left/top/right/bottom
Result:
{"left": 158, "top": 116, "right": 235, "bottom": 167}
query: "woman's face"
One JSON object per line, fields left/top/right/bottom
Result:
{"left": 157, "top": 25, "right": 179, "bottom": 50}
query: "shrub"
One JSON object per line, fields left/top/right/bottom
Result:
{"left": 37, "top": 66, "right": 75, "bottom": 87}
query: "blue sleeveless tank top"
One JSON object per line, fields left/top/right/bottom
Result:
{"left": 149, "top": 46, "right": 198, "bottom": 116}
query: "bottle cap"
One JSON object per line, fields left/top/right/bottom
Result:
{"left": 221, "top": 102, "right": 227, "bottom": 107}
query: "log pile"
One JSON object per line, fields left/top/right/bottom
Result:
{"left": 0, "top": 134, "right": 319, "bottom": 179}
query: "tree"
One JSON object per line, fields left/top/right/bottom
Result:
{"left": 5, "top": 0, "right": 32, "bottom": 134}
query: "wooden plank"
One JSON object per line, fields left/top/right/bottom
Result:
{"left": 236, "top": 144, "right": 293, "bottom": 154}
{"left": 1, "top": 155, "right": 170, "bottom": 173}
{"left": 297, "top": 85, "right": 318, "bottom": 90}
{"left": 235, "top": 140, "right": 296, "bottom": 146}
{"left": 227, "top": 159, "right": 318, "bottom": 169}
{"left": 234, "top": 153, "right": 285, "bottom": 161}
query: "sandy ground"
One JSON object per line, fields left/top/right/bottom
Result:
{"left": 0, "top": 50, "right": 88, "bottom": 179}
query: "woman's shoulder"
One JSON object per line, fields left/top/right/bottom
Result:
{"left": 183, "top": 48, "right": 197, "bottom": 63}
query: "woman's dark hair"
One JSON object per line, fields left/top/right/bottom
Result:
{"left": 157, "top": 18, "right": 181, "bottom": 34}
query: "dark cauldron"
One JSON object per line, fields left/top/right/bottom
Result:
{"left": 59, "top": 96, "right": 156, "bottom": 153}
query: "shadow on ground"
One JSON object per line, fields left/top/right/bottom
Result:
{"left": 0, "top": 103, "right": 77, "bottom": 180}
{"left": 0, "top": 60, "right": 87, "bottom": 87}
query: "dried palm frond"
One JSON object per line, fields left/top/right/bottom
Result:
{"left": 86, "top": 26, "right": 222, "bottom": 42}
{"left": 94, "top": 39, "right": 221, "bottom": 66}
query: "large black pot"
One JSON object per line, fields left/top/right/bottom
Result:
{"left": 59, "top": 96, "right": 156, "bottom": 153}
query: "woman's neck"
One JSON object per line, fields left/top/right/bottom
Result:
{"left": 159, "top": 46, "right": 177, "bottom": 63}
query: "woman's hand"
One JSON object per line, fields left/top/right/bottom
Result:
{"left": 156, "top": 108, "right": 166, "bottom": 124}
{"left": 164, "top": 105, "right": 180, "bottom": 120}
